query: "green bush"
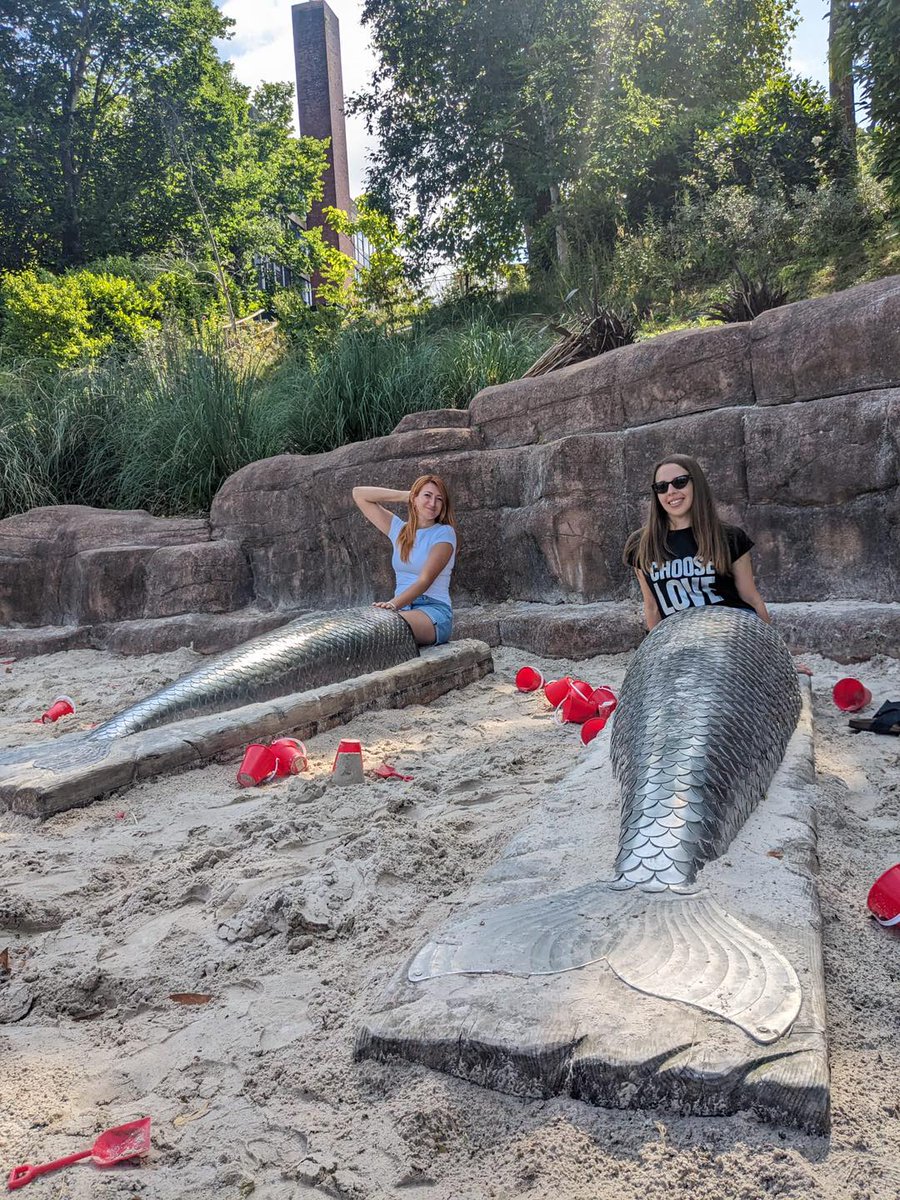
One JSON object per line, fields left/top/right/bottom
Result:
{"left": 73, "top": 272, "right": 157, "bottom": 351}
{"left": 0, "top": 271, "right": 99, "bottom": 365}
{"left": 693, "top": 75, "right": 844, "bottom": 198}
{"left": 86, "top": 255, "right": 219, "bottom": 326}
{"left": 0, "top": 269, "right": 160, "bottom": 365}
{"left": 792, "top": 173, "right": 888, "bottom": 258}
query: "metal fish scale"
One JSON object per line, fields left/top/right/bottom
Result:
{"left": 610, "top": 606, "right": 801, "bottom": 891}
{"left": 0, "top": 607, "right": 418, "bottom": 772}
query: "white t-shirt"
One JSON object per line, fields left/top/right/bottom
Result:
{"left": 389, "top": 515, "right": 457, "bottom": 608}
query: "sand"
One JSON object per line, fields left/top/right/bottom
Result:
{"left": 1, "top": 640, "right": 899, "bottom": 1199}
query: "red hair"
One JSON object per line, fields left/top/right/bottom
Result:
{"left": 397, "top": 475, "right": 455, "bottom": 563}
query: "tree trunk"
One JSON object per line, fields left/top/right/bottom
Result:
{"left": 59, "top": 44, "right": 90, "bottom": 265}
{"left": 549, "top": 182, "right": 568, "bottom": 267}
{"left": 829, "top": 2, "right": 857, "bottom": 160}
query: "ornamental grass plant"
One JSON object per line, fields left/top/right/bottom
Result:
{"left": 0, "top": 313, "right": 549, "bottom": 519}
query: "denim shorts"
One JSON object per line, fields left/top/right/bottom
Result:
{"left": 404, "top": 595, "right": 453, "bottom": 645}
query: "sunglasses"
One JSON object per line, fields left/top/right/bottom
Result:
{"left": 652, "top": 473, "right": 692, "bottom": 495}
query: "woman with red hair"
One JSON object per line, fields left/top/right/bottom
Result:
{"left": 352, "top": 475, "right": 457, "bottom": 645}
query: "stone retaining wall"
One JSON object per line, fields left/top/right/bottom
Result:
{"left": 1, "top": 276, "right": 897, "bottom": 644}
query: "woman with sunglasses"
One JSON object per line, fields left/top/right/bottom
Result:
{"left": 352, "top": 474, "right": 457, "bottom": 646}
{"left": 624, "top": 454, "right": 770, "bottom": 632}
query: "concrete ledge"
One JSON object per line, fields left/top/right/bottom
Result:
{"left": 771, "top": 601, "right": 900, "bottom": 663}
{"left": 455, "top": 602, "right": 644, "bottom": 657}
{"left": 0, "top": 608, "right": 308, "bottom": 659}
{"left": 3, "top": 599, "right": 897, "bottom": 664}
{"left": 357, "top": 682, "right": 829, "bottom": 1133}
{"left": 456, "top": 600, "right": 900, "bottom": 663}
{"left": 0, "top": 640, "right": 493, "bottom": 819}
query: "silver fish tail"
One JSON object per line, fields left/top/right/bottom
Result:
{"left": 0, "top": 607, "right": 417, "bottom": 772}
{"left": 610, "top": 606, "right": 801, "bottom": 890}
{"left": 407, "top": 608, "right": 804, "bottom": 1043}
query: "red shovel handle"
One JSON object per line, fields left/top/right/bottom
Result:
{"left": 8, "top": 1149, "right": 91, "bottom": 1190}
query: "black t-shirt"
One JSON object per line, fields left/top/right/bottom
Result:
{"left": 628, "top": 525, "right": 755, "bottom": 621}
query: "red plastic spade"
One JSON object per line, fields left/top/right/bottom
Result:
{"left": 7, "top": 1117, "right": 151, "bottom": 1190}
{"left": 373, "top": 762, "right": 414, "bottom": 781}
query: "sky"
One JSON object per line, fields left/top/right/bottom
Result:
{"left": 216, "top": 0, "right": 833, "bottom": 199}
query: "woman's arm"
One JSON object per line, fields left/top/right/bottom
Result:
{"left": 635, "top": 571, "right": 661, "bottom": 631}
{"left": 732, "top": 553, "right": 771, "bottom": 623}
{"left": 375, "top": 543, "right": 454, "bottom": 611}
{"left": 352, "top": 485, "right": 409, "bottom": 536}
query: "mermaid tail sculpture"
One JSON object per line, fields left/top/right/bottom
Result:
{"left": 407, "top": 607, "right": 803, "bottom": 1043}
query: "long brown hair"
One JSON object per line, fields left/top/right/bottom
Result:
{"left": 397, "top": 475, "right": 456, "bottom": 563}
{"left": 623, "top": 454, "right": 731, "bottom": 575}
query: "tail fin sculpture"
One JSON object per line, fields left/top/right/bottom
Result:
{"left": 407, "top": 883, "right": 801, "bottom": 1044}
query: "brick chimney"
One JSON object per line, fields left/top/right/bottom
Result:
{"left": 292, "top": 0, "right": 356, "bottom": 297}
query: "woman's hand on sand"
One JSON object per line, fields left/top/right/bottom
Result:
{"left": 794, "top": 659, "right": 813, "bottom": 676}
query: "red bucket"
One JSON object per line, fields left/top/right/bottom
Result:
{"left": 515, "top": 666, "right": 545, "bottom": 693}
{"left": 543, "top": 677, "right": 572, "bottom": 708}
{"left": 40, "top": 695, "right": 75, "bottom": 724}
{"left": 580, "top": 715, "right": 608, "bottom": 745}
{"left": 271, "top": 737, "right": 308, "bottom": 776}
{"left": 236, "top": 743, "right": 278, "bottom": 787}
{"left": 867, "top": 864, "right": 900, "bottom": 927}
{"left": 590, "top": 686, "right": 618, "bottom": 717}
{"left": 558, "top": 680, "right": 597, "bottom": 725}
{"left": 832, "top": 678, "right": 872, "bottom": 713}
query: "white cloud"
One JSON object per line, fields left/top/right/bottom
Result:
{"left": 215, "top": 0, "right": 378, "bottom": 197}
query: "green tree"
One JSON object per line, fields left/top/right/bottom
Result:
{"left": 0, "top": 1, "right": 329, "bottom": 285}
{"left": 324, "top": 198, "right": 425, "bottom": 326}
{"left": 350, "top": 0, "right": 797, "bottom": 273}
{"left": 350, "top": 0, "right": 604, "bottom": 274}
{"left": 209, "top": 83, "right": 329, "bottom": 295}
{"left": 691, "top": 75, "right": 842, "bottom": 198}
{"left": 0, "top": 0, "right": 235, "bottom": 267}
{"left": 852, "top": 0, "right": 900, "bottom": 207}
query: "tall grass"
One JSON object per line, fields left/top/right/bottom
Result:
{"left": 0, "top": 315, "right": 550, "bottom": 519}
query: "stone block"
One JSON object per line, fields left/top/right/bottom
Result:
{"left": 469, "top": 352, "right": 622, "bottom": 448}
{"left": 0, "top": 625, "right": 93, "bottom": 657}
{"left": 0, "top": 558, "right": 47, "bottom": 626}
{"left": 143, "top": 541, "right": 253, "bottom": 618}
{"left": 749, "top": 491, "right": 899, "bottom": 603}
{"left": 752, "top": 276, "right": 900, "bottom": 405}
{"left": 496, "top": 602, "right": 643, "bottom": 657}
{"left": 771, "top": 601, "right": 900, "bottom": 662}
{"left": 499, "top": 504, "right": 566, "bottom": 602}
{"left": 0, "top": 505, "right": 207, "bottom": 558}
{"left": 67, "top": 546, "right": 158, "bottom": 624}
{"left": 392, "top": 408, "right": 470, "bottom": 433}
{"left": 744, "top": 391, "right": 899, "bottom": 506}
{"left": 495, "top": 435, "right": 628, "bottom": 602}
{"left": 0, "top": 507, "right": 210, "bottom": 627}
{"left": 616, "top": 323, "right": 753, "bottom": 426}
{"left": 452, "top": 510, "right": 509, "bottom": 603}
